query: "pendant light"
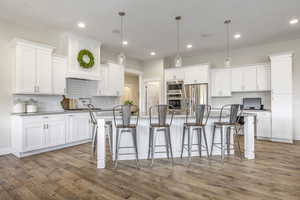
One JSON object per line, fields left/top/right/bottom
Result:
{"left": 117, "top": 11, "right": 126, "bottom": 65}
{"left": 224, "top": 19, "right": 231, "bottom": 67}
{"left": 174, "top": 16, "right": 182, "bottom": 67}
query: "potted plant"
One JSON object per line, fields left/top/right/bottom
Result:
{"left": 123, "top": 100, "right": 138, "bottom": 114}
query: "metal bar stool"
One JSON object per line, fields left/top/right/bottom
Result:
{"left": 148, "top": 104, "right": 174, "bottom": 167}
{"left": 210, "top": 104, "right": 244, "bottom": 160}
{"left": 88, "top": 104, "right": 112, "bottom": 154}
{"left": 180, "top": 104, "right": 211, "bottom": 162}
{"left": 113, "top": 104, "right": 139, "bottom": 168}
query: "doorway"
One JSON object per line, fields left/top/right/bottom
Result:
{"left": 120, "top": 72, "right": 140, "bottom": 107}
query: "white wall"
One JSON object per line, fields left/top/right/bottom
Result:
{"left": 165, "top": 38, "right": 300, "bottom": 140}
{"left": 0, "top": 19, "right": 142, "bottom": 151}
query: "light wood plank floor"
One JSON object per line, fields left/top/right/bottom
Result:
{"left": 0, "top": 139, "right": 299, "bottom": 200}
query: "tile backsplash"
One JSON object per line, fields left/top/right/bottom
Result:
{"left": 211, "top": 91, "right": 271, "bottom": 109}
{"left": 13, "top": 78, "right": 119, "bottom": 112}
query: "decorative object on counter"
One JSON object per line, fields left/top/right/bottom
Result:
{"left": 26, "top": 99, "right": 38, "bottom": 113}
{"left": 12, "top": 99, "right": 26, "bottom": 113}
{"left": 60, "top": 95, "right": 70, "bottom": 110}
{"left": 117, "top": 11, "right": 126, "bottom": 65}
{"left": 123, "top": 100, "right": 139, "bottom": 114}
{"left": 224, "top": 19, "right": 232, "bottom": 67}
{"left": 174, "top": 16, "right": 182, "bottom": 67}
{"left": 77, "top": 49, "right": 95, "bottom": 68}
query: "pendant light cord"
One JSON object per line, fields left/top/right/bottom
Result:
{"left": 177, "top": 18, "right": 180, "bottom": 56}
{"left": 121, "top": 15, "right": 124, "bottom": 50}
{"left": 225, "top": 20, "right": 231, "bottom": 59}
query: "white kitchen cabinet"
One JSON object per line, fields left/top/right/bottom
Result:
{"left": 23, "top": 121, "right": 45, "bottom": 152}
{"left": 211, "top": 69, "right": 232, "bottom": 97}
{"left": 256, "top": 112, "right": 272, "bottom": 139}
{"left": 52, "top": 56, "right": 67, "bottom": 95}
{"left": 66, "top": 114, "right": 91, "bottom": 143}
{"left": 11, "top": 39, "right": 54, "bottom": 94}
{"left": 184, "top": 65, "right": 209, "bottom": 84}
{"left": 11, "top": 113, "right": 92, "bottom": 157}
{"left": 231, "top": 66, "right": 257, "bottom": 92}
{"left": 165, "top": 68, "right": 185, "bottom": 81}
{"left": 257, "top": 65, "right": 271, "bottom": 91}
{"left": 45, "top": 117, "right": 66, "bottom": 147}
{"left": 36, "top": 49, "right": 52, "bottom": 93}
{"left": 96, "top": 63, "right": 124, "bottom": 96}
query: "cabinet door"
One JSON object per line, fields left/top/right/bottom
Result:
{"left": 256, "top": 112, "right": 272, "bottom": 139}
{"left": 271, "top": 94, "right": 293, "bottom": 142}
{"left": 184, "top": 66, "right": 208, "bottom": 84}
{"left": 257, "top": 66, "right": 271, "bottom": 91}
{"left": 108, "top": 63, "right": 124, "bottom": 96}
{"left": 67, "top": 115, "right": 91, "bottom": 143}
{"left": 165, "top": 68, "right": 185, "bottom": 81}
{"left": 15, "top": 45, "right": 36, "bottom": 93}
{"left": 271, "top": 56, "right": 293, "bottom": 94}
{"left": 36, "top": 49, "right": 52, "bottom": 93}
{"left": 45, "top": 118, "right": 66, "bottom": 147}
{"left": 211, "top": 69, "right": 231, "bottom": 97}
{"left": 52, "top": 56, "right": 67, "bottom": 94}
{"left": 23, "top": 122, "right": 45, "bottom": 151}
{"left": 243, "top": 66, "right": 257, "bottom": 91}
{"left": 97, "top": 65, "right": 110, "bottom": 96}
{"left": 231, "top": 68, "right": 243, "bottom": 92}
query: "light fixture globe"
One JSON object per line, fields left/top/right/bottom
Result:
{"left": 117, "top": 52, "right": 126, "bottom": 65}
{"left": 224, "top": 57, "right": 231, "bottom": 67}
{"left": 175, "top": 55, "right": 182, "bottom": 67}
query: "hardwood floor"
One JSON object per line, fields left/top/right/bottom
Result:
{"left": 0, "top": 140, "right": 300, "bottom": 200}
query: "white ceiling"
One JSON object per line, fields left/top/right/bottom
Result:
{"left": 1, "top": 0, "right": 300, "bottom": 60}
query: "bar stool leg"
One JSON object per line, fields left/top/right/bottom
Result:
{"left": 167, "top": 127, "right": 174, "bottom": 165}
{"left": 226, "top": 127, "right": 231, "bottom": 155}
{"left": 147, "top": 127, "right": 153, "bottom": 160}
{"left": 202, "top": 127, "right": 210, "bottom": 158}
{"left": 180, "top": 126, "right": 186, "bottom": 159}
{"left": 199, "top": 128, "right": 202, "bottom": 157}
{"left": 221, "top": 126, "right": 226, "bottom": 160}
{"left": 164, "top": 129, "right": 170, "bottom": 159}
{"left": 210, "top": 126, "right": 216, "bottom": 156}
{"left": 187, "top": 126, "right": 191, "bottom": 162}
{"left": 114, "top": 128, "right": 121, "bottom": 168}
{"left": 151, "top": 130, "right": 156, "bottom": 167}
{"left": 197, "top": 128, "right": 202, "bottom": 157}
{"left": 132, "top": 128, "right": 140, "bottom": 168}
{"left": 234, "top": 126, "right": 243, "bottom": 160}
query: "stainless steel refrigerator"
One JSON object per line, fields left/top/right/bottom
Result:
{"left": 183, "top": 84, "right": 208, "bottom": 115}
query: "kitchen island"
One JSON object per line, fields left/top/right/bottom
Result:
{"left": 96, "top": 114, "right": 255, "bottom": 168}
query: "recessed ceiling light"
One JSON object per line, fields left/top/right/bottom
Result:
{"left": 122, "top": 40, "right": 128, "bottom": 45}
{"left": 150, "top": 52, "right": 156, "bottom": 56}
{"left": 289, "top": 18, "right": 299, "bottom": 25}
{"left": 77, "top": 22, "right": 86, "bottom": 28}
{"left": 234, "top": 33, "right": 241, "bottom": 39}
{"left": 187, "top": 44, "right": 193, "bottom": 49}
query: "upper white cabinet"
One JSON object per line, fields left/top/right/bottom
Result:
{"left": 52, "top": 55, "right": 67, "bottom": 95}
{"left": 231, "top": 66, "right": 257, "bottom": 92}
{"left": 211, "top": 68, "right": 232, "bottom": 97}
{"left": 270, "top": 53, "right": 293, "bottom": 94}
{"left": 64, "top": 34, "right": 101, "bottom": 80}
{"left": 96, "top": 63, "right": 124, "bottom": 96}
{"left": 11, "top": 39, "right": 54, "bottom": 94}
{"left": 184, "top": 65, "right": 209, "bottom": 84}
{"left": 257, "top": 65, "right": 271, "bottom": 91}
{"left": 165, "top": 67, "right": 185, "bottom": 81}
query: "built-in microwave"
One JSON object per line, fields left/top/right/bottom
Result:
{"left": 167, "top": 81, "right": 184, "bottom": 111}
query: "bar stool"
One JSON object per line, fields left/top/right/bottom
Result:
{"left": 148, "top": 105, "right": 174, "bottom": 167}
{"left": 210, "top": 104, "right": 243, "bottom": 160}
{"left": 113, "top": 104, "right": 139, "bottom": 168}
{"left": 88, "top": 104, "right": 112, "bottom": 154}
{"left": 180, "top": 104, "right": 211, "bottom": 162}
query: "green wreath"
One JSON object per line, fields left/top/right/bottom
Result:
{"left": 77, "top": 49, "right": 95, "bottom": 68}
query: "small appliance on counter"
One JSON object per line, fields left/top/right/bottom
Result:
{"left": 12, "top": 99, "right": 26, "bottom": 113}
{"left": 242, "top": 97, "right": 263, "bottom": 110}
{"left": 26, "top": 99, "right": 38, "bottom": 113}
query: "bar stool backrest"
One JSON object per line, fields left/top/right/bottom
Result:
{"left": 113, "top": 104, "right": 139, "bottom": 127}
{"left": 88, "top": 104, "right": 97, "bottom": 125}
{"left": 219, "top": 104, "right": 243, "bottom": 123}
{"left": 195, "top": 104, "right": 211, "bottom": 125}
{"left": 149, "top": 104, "right": 174, "bottom": 126}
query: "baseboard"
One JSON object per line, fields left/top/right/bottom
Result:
{"left": 0, "top": 147, "right": 12, "bottom": 156}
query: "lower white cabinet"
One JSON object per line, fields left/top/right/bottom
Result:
{"left": 11, "top": 113, "right": 92, "bottom": 157}
{"left": 256, "top": 112, "right": 272, "bottom": 139}
{"left": 66, "top": 113, "right": 91, "bottom": 143}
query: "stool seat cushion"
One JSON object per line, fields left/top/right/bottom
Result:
{"left": 116, "top": 124, "right": 137, "bottom": 129}
{"left": 150, "top": 123, "right": 170, "bottom": 128}
{"left": 184, "top": 122, "right": 205, "bottom": 127}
